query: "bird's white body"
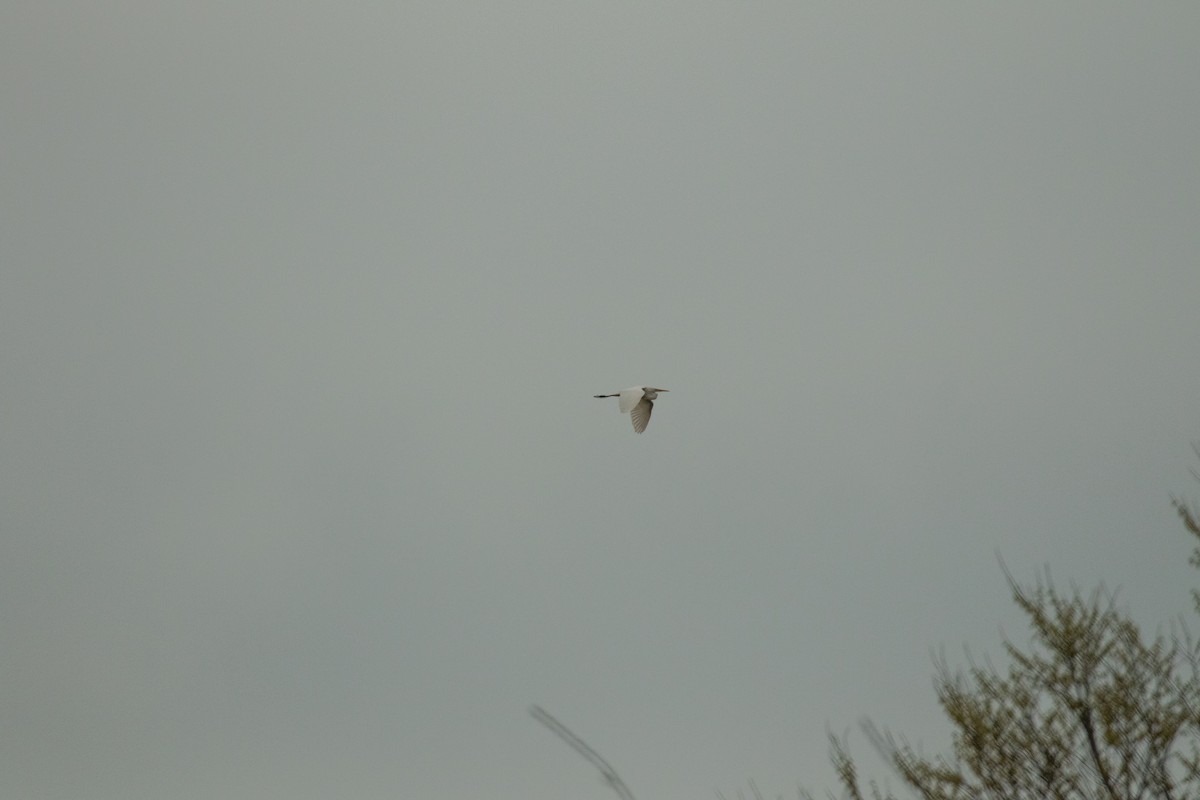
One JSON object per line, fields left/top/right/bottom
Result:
{"left": 593, "top": 386, "right": 668, "bottom": 433}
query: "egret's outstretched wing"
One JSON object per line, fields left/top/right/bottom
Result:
{"left": 630, "top": 397, "right": 653, "bottom": 433}
{"left": 617, "top": 387, "right": 644, "bottom": 414}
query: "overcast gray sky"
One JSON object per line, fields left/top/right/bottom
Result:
{"left": 3, "top": 4, "right": 1200, "bottom": 799}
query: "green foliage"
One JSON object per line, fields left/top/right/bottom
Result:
{"left": 826, "top": 474, "right": 1200, "bottom": 800}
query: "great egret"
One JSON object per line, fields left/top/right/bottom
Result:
{"left": 593, "top": 386, "right": 669, "bottom": 433}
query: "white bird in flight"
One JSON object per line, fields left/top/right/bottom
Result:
{"left": 593, "top": 386, "right": 669, "bottom": 433}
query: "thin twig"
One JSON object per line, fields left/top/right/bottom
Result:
{"left": 530, "top": 705, "right": 638, "bottom": 800}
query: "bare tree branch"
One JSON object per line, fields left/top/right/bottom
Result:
{"left": 530, "top": 705, "right": 638, "bottom": 800}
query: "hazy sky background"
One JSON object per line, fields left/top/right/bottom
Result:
{"left": 3, "top": 4, "right": 1200, "bottom": 799}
